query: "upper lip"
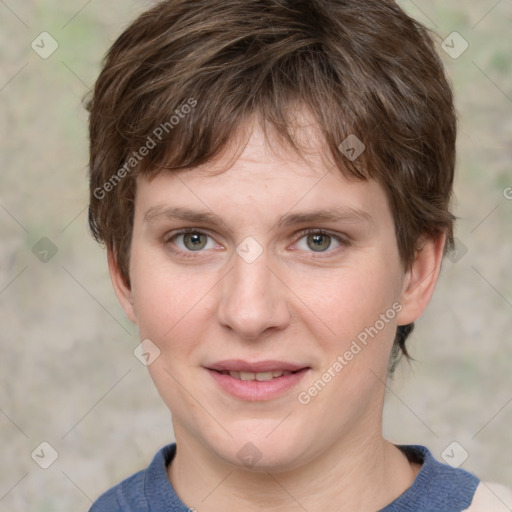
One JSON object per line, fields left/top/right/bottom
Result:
{"left": 206, "top": 359, "right": 309, "bottom": 373}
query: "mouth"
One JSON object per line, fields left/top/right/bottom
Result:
{"left": 205, "top": 360, "right": 311, "bottom": 401}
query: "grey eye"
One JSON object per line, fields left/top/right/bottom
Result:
{"left": 306, "top": 233, "right": 333, "bottom": 252}
{"left": 182, "top": 232, "right": 208, "bottom": 251}
{"left": 294, "top": 231, "right": 343, "bottom": 254}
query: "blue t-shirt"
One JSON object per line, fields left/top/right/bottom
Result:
{"left": 89, "top": 443, "right": 479, "bottom": 512}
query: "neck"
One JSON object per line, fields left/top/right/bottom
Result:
{"left": 167, "top": 427, "right": 420, "bottom": 512}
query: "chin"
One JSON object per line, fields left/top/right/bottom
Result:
{"left": 209, "top": 428, "right": 313, "bottom": 473}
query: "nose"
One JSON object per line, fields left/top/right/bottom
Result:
{"left": 216, "top": 248, "right": 290, "bottom": 340}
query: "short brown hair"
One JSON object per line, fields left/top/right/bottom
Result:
{"left": 86, "top": 0, "right": 457, "bottom": 364}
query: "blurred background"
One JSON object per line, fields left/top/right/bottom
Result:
{"left": 0, "top": 1, "right": 511, "bottom": 510}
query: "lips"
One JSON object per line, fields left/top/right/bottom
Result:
{"left": 205, "top": 359, "right": 311, "bottom": 400}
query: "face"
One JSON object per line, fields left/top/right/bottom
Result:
{"left": 111, "top": 120, "right": 442, "bottom": 472}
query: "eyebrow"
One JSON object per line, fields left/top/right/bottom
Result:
{"left": 144, "top": 205, "right": 374, "bottom": 230}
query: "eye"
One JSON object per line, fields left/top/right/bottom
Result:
{"left": 294, "top": 229, "right": 347, "bottom": 255}
{"left": 164, "top": 229, "right": 217, "bottom": 254}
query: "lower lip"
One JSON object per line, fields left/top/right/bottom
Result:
{"left": 206, "top": 368, "right": 310, "bottom": 401}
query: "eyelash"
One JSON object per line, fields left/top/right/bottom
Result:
{"left": 163, "top": 228, "right": 350, "bottom": 259}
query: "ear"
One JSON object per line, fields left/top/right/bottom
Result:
{"left": 107, "top": 248, "right": 137, "bottom": 324}
{"left": 396, "top": 232, "right": 446, "bottom": 326}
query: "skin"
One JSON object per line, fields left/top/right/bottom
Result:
{"left": 109, "top": 117, "right": 446, "bottom": 511}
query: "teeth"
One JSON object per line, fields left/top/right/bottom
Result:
{"left": 255, "top": 371, "right": 274, "bottom": 381}
{"left": 224, "top": 370, "right": 294, "bottom": 381}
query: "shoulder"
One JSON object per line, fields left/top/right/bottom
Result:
{"left": 88, "top": 444, "right": 177, "bottom": 512}
{"left": 89, "top": 468, "right": 148, "bottom": 512}
{"left": 380, "top": 445, "right": 480, "bottom": 511}
{"left": 462, "top": 481, "right": 512, "bottom": 512}
{"left": 394, "top": 445, "right": 512, "bottom": 512}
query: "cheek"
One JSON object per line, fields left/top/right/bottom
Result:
{"left": 302, "top": 262, "right": 400, "bottom": 341}
{"left": 297, "top": 268, "right": 400, "bottom": 417}
{"left": 130, "top": 255, "right": 202, "bottom": 340}
{"left": 129, "top": 257, "right": 222, "bottom": 374}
